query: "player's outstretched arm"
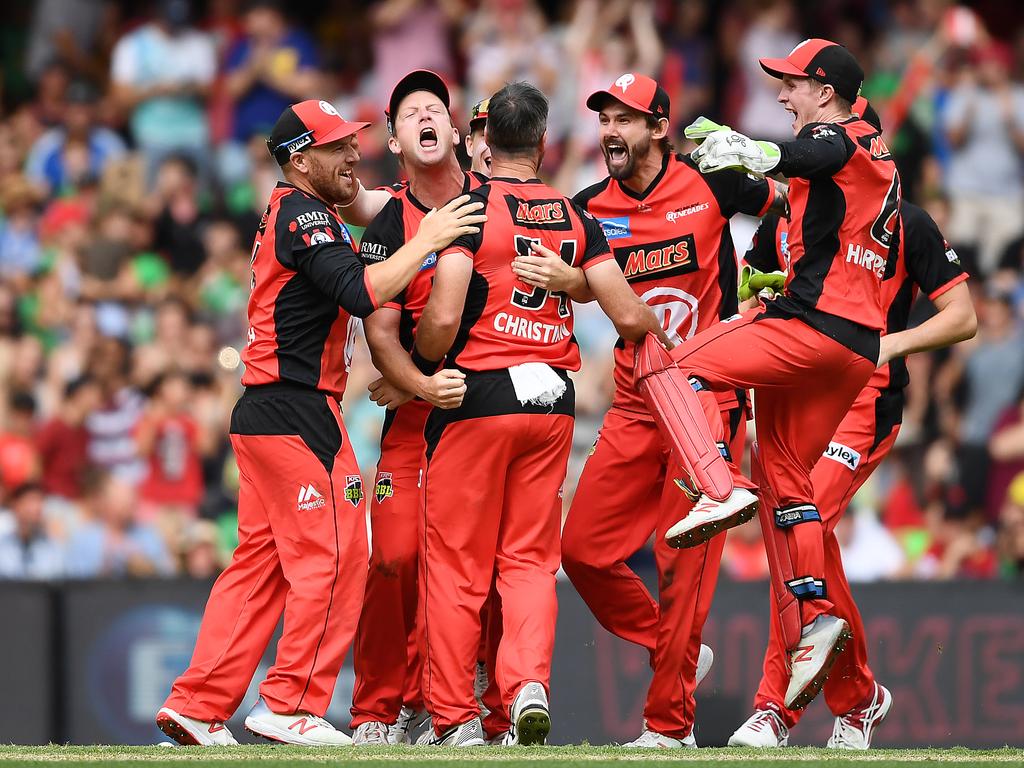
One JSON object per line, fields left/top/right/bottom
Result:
{"left": 336, "top": 180, "right": 393, "bottom": 227}
{"left": 365, "top": 307, "right": 467, "bottom": 409}
{"left": 584, "top": 259, "right": 670, "bottom": 346}
{"left": 512, "top": 241, "right": 595, "bottom": 302}
{"left": 365, "top": 195, "right": 485, "bottom": 305}
{"left": 875, "top": 280, "right": 976, "bottom": 368}
{"left": 414, "top": 250, "right": 473, "bottom": 365}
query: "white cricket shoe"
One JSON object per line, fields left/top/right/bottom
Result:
{"left": 696, "top": 643, "right": 714, "bottom": 686}
{"left": 156, "top": 707, "right": 238, "bottom": 746}
{"left": 665, "top": 488, "right": 758, "bottom": 548}
{"left": 426, "top": 717, "right": 487, "bottom": 747}
{"left": 504, "top": 682, "right": 550, "bottom": 746}
{"left": 487, "top": 730, "right": 509, "bottom": 746}
{"left": 352, "top": 720, "right": 390, "bottom": 745}
{"left": 728, "top": 709, "right": 789, "bottom": 748}
{"left": 623, "top": 728, "right": 696, "bottom": 748}
{"left": 474, "top": 661, "right": 490, "bottom": 713}
{"left": 244, "top": 697, "right": 352, "bottom": 745}
{"left": 785, "top": 615, "right": 852, "bottom": 710}
{"left": 827, "top": 683, "right": 893, "bottom": 750}
{"left": 391, "top": 706, "right": 430, "bottom": 744}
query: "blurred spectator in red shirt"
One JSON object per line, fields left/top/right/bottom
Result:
{"left": 35, "top": 376, "right": 101, "bottom": 501}
{"left": 0, "top": 392, "right": 41, "bottom": 496}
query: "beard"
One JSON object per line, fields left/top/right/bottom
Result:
{"left": 603, "top": 133, "right": 652, "bottom": 181}
{"left": 306, "top": 155, "right": 351, "bottom": 205}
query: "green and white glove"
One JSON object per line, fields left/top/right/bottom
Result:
{"left": 691, "top": 129, "right": 781, "bottom": 177}
{"left": 684, "top": 116, "right": 732, "bottom": 144}
{"left": 739, "top": 264, "right": 787, "bottom": 301}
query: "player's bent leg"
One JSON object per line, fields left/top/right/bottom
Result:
{"left": 561, "top": 410, "right": 664, "bottom": 654}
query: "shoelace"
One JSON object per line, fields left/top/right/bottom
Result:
{"left": 749, "top": 710, "right": 786, "bottom": 738}
{"left": 360, "top": 721, "right": 389, "bottom": 741}
{"left": 829, "top": 714, "right": 862, "bottom": 746}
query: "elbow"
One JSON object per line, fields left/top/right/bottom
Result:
{"left": 959, "top": 306, "right": 978, "bottom": 342}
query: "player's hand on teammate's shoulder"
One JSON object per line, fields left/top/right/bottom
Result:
{"left": 368, "top": 376, "right": 415, "bottom": 410}
{"left": 416, "top": 368, "right": 467, "bottom": 410}
{"left": 413, "top": 195, "right": 487, "bottom": 253}
{"left": 512, "top": 241, "right": 578, "bottom": 293}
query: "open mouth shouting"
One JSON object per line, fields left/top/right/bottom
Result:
{"left": 419, "top": 126, "right": 439, "bottom": 150}
{"left": 603, "top": 139, "right": 630, "bottom": 174}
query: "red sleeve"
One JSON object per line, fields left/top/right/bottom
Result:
{"left": 928, "top": 272, "right": 968, "bottom": 301}
{"left": 362, "top": 271, "right": 380, "bottom": 311}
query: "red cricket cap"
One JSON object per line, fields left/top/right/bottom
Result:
{"left": 586, "top": 73, "right": 670, "bottom": 120}
{"left": 267, "top": 100, "right": 369, "bottom": 165}
{"left": 759, "top": 39, "right": 864, "bottom": 103}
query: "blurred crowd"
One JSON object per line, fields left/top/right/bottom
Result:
{"left": 0, "top": 0, "right": 1023, "bottom": 583}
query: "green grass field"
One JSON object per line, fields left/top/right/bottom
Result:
{"left": 0, "top": 745, "right": 1021, "bottom": 767}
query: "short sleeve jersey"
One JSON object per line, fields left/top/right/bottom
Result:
{"left": 744, "top": 201, "right": 966, "bottom": 392}
{"left": 241, "top": 183, "right": 377, "bottom": 397}
{"left": 440, "top": 177, "right": 613, "bottom": 372}
{"left": 358, "top": 172, "right": 486, "bottom": 351}
{"left": 573, "top": 153, "right": 773, "bottom": 416}
{"left": 782, "top": 118, "right": 902, "bottom": 331}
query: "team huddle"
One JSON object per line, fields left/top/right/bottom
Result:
{"left": 154, "top": 38, "right": 976, "bottom": 750}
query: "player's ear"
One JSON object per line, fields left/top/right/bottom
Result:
{"left": 464, "top": 131, "right": 473, "bottom": 153}
{"left": 819, "top": 83, "right": 835, "bottom": 108}
{"left": 652, "top": 117, "right": 670, "bottom": 141}
{"left": 387, "top": 134, "right": 401, "bottom": 157}
{"left": 288, "top": 151, "right": 308, "bottom": 175}
{"left": 451, "top": 125, "right": 461, "bottom": 149}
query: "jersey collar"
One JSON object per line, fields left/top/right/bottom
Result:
{"left": 405, "top": 172, "right": 475, "bottom": 214}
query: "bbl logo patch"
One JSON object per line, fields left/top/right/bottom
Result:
{"left": 344, "top": 475, "right": 365, "bottom": 507}
{"left": 375, "top": 472, "right": 394, "bottom": 503}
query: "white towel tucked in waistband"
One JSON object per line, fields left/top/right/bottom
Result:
{"left": 508, "top": 362, "right": 567, "bottom": 406}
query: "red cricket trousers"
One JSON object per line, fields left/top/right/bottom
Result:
{"left": 350, "top": 399, "right": 430, "bottom": 728}
{"left": 754, "top": 385, "right": 899, "bottom": 726}
{"left": 420, "top": 376, "right": 573, "bottom": 734}
{"left": 562, "top": 404, "right": 745, "bottom": 739}
{"left": 668, "top": 307, "right": 876, "bottom": 626}
{"left": 165, "top": 384, "right": 368, "bottom": 720}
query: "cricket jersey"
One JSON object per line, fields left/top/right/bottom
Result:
{"left": 242, "top": 182, "right": 377, "bottom": 398}
{"left": 573, "top": 152, "right": 774, "bottom": 417}
{"left": 745, "top": 201, "right": 966, "bottom": 394}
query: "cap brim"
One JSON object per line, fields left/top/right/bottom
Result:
{"left": 759, "top": 57, "right": 809, "bottom": 79}
{"left": 585, "top": 89, "right": 653, "bottom": 115}
{"left": 313, "top": 121, "right": 370, "bottom": 147}
{"left": 388, "top": 70, "right": 451, "bottom": 122}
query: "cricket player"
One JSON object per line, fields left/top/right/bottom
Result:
{"left": 635, "top": 39, "right": 902, "bottom": 711}
{"left": 155, "top": 100, "right": 484, "bottom": 747}
{"left": 343, "top": 70, "right": 491, "bottom": 747}
{"left": 730, "top": 102, "right": 975, "bottom": 750}
{"left": 556, "top": 73, "right": 785, "bottom": 748}
{"left": 413, "top": 81, "right": 667, "bottom": 746}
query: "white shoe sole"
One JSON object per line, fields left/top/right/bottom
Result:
{"left": 513, "top": 706, "right": 550, "bottom": 746}
{"left": 785, "top": 620, "right": 852, "bottom": 710}
{"left": 665, "top": 493, "right": 758, "bottom": 549}
{"left": 829, "top": 684, "right": 893, "bottom": 750}
{"left": 244, "top": 716, "right": 353, "bottom": 746}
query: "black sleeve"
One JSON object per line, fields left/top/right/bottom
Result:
{"left": 775, "top": 122, "right": 854, "bottom": 179}
{"left": 743, "top": 214, "right": 783, "bottom": 272}
{"left": 574, "top": 204, "right": 612, "bottom": 266}
{"left": 358, "top": 198, "right": 407, "bottom": 265}
{"left": 901, "top": 203, "right": 967, "bottom": 299}
{"left": 572, "top": 177, "right": 612, "bottom": 211}
{"left": 276, "top": 194, "right": 377, "bottom": 318}
{"left": 445, "top": 187, "right": 489, "bottom": 255}
{"left": 687, "top": 154, "right": 772, "bottom": 217}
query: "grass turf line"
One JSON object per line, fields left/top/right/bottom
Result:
{"left": 0, "top": 746, "right": 1021, "bottom": 766}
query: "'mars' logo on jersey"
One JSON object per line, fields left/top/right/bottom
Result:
{"left": 614, "top": 235, "right": 698, "bottom": 283}
{"left": 505, "top": 196, "right": 573, "bottom": 231}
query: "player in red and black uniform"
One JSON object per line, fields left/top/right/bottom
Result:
{"left": 156, "top": 100, "right": 483, "bottom": 747}
{"left": 551, "top": 73, "right": 783, "bottom": 748}
{"left": 345, "top": 72, "right": 496, "bottom": 746}
{"left": 635, "top": 40, "right": 902, "bottom": 711}
{"left": 412, "top": 82, "right": 666, "bottom": 747}
{"left": 730, "top": 103, "right": 975, "bottom": 750}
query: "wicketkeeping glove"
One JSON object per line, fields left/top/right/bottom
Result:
{"left": 690, "top": 129, "right": 781, "bottom": 177}
{"left": 739, "top": 264, "right": 787, "bottom": 301}
{"left": 684, "top": 116, "right": 732, "bottom": 144}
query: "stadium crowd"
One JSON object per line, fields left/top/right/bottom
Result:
{"left": 0, "top": 0, "right": 1023, "bottom": 583}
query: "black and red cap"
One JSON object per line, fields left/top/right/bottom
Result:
{"left": 586, "top": 73, "right": 670, "bottom": 121}
{"left": 852, "top": 95, "right": 882, "bottom": 132}
{"left": 469, "top": 97, "right": 490, "bottom": 131}
{"left": 759, "top": 39, "right": 864, "bottom": 104}
{"left": 386, "top": 69, "right": 451, "bottom": 135}
{"left": 267, "top": 99, "right": 369, "bottom": 166}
